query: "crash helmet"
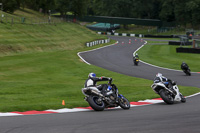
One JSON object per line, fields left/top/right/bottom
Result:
{"left": 156, "top": 73, "right": 162, "bottom": 77}
{"left": 88, "top": 73, "right": 96, "bottom": 78}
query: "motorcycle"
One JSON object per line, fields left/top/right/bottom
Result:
{"left": 82, "top": 80, "right": 130, "bottom": 111}
{"left": 133, "top": 58, "right": 139, "bottom": 66}
{"left": 182, "top": 68, "right": 191, "bottom": 76}
{"left": 151, "top": 81, "right": 186, "bottom": 104}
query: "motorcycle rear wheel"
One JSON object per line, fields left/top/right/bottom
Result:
{"left": 134, "top": 60, "right": 139, "bottom": 66}
{"left": 159, "top": 89, "right": 174, "bottom": 104}
{"left": 118, "top": 96, "right": 130, "bottom": 109}
{"left": 87, "top": 95, "right": 105, "bottom": 111}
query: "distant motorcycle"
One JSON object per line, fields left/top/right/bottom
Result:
{"left": 82, "top": 80, "right": 130, "bottom": 111}
{"left": 133, "top": 58, "right": 139, "bottom": 66}
{"left": 151, "top": 81, "right": 186, "bottom": 104}
{"left": 181, "top": 62, "right": 191, "bottom": 76}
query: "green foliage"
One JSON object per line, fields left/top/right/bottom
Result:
{"left": 1, "top": 0, "right": 18, "bottom": 13}
{"left": 2, "top": 0, "right": 200, "bottom": 26}
{"left": 159, "top": 0, "right": 175, "bottom": 22}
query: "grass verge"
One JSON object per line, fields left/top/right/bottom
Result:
{"left": 137, "top": 41, "right": 200, "bottom": 72}
{"left": 0, "top": 49, "right": 199, "bottom": 112}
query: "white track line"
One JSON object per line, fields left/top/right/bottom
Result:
{"left": 77, "top": 41, "right": 118, "bottom": 65}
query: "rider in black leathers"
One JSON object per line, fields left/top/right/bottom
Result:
{"left": 181, "top": 62, "right": 189, "bottom": 71}
{"left": 133, "top": 53, "right": 139, "bottom": 60}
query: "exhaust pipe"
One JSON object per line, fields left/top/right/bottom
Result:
{"left": 91, "top": 90, "right": 104, "bottom": 97}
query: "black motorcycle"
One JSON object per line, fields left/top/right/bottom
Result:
{"left": 82, "top": 80, "right": 130, "bottom": 111}
{"left": 182, "top": 68, "right": 191, "bottom": 76}
{"left": 183, "top": 69, "right": 191, "bottom": 76}
{"left": 133, "top": 58, "right": 139, "bottom": 66}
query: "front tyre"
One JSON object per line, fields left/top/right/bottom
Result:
{"left": 186, "top": 69, "right": 191, "bottom": 76}
{"left": 159, "top": 89, "right": 174, "bottom": 104}
{"left": 87, "top": 95, "right": 105, "bottom": 111}
{"left": 180, "top": 94, "right": 186, "bottom": 103}
{"left": 118, "top": 96, "right": 130, "bottom": 109}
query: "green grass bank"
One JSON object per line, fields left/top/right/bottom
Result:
{"left": 137, "top": 42, "right": 200, "bottom": 72}
{"left": 0, "top": 9, "right": 199, "bottom": 112}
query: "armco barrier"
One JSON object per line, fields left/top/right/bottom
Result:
{"left": 85, "top": 38, "right": 110, "bottom": 47}
{"left": 169, "top": 41, "right": 192, "bottom": 46}
{"left": 176, "top": 47, "right": 200, "bottom": 54}
{"left": 143, "top": 34, "right": 179, "bottom": 38}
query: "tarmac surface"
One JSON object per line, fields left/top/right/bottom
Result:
{"left": 0, "top": 36, "right": 199, "bottom": 133}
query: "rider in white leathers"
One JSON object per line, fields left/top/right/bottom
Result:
{"left": 154, "top": 73, "right": 174, "bottom": 89}
{"left": 85, "top": 73, "right": 112, "bottom": 95}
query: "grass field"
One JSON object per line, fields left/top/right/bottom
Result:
{"left": 0, "top": 9, "right": 199, "bottom": 112}
{"left": 0, "top": 49, "right": 199, "bottom": 112}
{"left": 0, "top": 22, "right": 107, "bottom": 56}
{"left": 137, "top": 42, "right": 200, "bottom": 72}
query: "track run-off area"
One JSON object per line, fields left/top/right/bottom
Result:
{"left": 1, "top": 36, "right": 200, "bottom": 133}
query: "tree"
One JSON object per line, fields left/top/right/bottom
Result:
{"left": 70, "top": 0, "right": 90, "bottom": 17}
{"left": 56, "top": 0, "right": 70, "bottom": 16}
{"left": 39, "top": 0, "right": 56, "bottom": 15}
{"left": 173, "top": 0, "right": 189, "bottom": 27}
{"left": 159, "top": 0, "right": 175, "bottom": 22}
{"left": 185, "top": 0, "right": 200, "bottom": 27}
{"left": 1, "top": 0, "right": 18, "bottom": 13}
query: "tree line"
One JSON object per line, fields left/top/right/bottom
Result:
{"left": 1, "top": 0, "right": 200, "bottom": 27}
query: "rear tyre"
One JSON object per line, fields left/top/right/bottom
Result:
{"left": 159, "top": 89, "right": 174, "bottom": 104}
{"left": 118, "top": 96, "right": 130, "bottom": 109}
{"left": 87, "top": 95, "right": 105, "bottom": 111}
{"left": 134, "top": 60, "right": 139, "bottom": 66}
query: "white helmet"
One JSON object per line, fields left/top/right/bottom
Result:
{"left": 156, "top": 73, "right": 162, "bottom": 77}
{"left": 88, "top": 73, "right": 96, "bottom": 78}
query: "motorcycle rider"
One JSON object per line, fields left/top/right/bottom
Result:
{"left": 85, "top": 73, "right": 112, "bottom": 95}
{"left": 181, "top": 62, "right": 189, "bottom": 71}
{"left": 154, "top": 73, "right": 174, "bottom": 90}
{"left": 133, "top": 53, "right": 139, "bottom": 60}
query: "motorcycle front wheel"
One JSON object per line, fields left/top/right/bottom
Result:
{"left": 186, "top": 69, "right": 191, "bottom": 76}
{"left": 87, "top": 95, "right": 105, "bottom": 111}
{"left": 180, "top": 94, "right": 186, "bottom": 103}
{"left": 118, "top": 96, "right": 130, "bottom": 109}
{"left": 159, "top": 89, "right": 174, "bottom": 104}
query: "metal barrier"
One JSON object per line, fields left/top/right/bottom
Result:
{"left": 85, "top": 38, "right": 110, "bottom": 47}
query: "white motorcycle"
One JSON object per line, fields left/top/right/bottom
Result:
{"left": 151, "top": 82, "right": 186, "bottom": 104}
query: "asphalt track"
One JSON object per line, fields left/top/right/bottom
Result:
{"left": 1, "top": 36, "right": 200, "bottom": 133}
{"left": 80, "top": 36, "right": 200, "bottom": 88}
